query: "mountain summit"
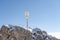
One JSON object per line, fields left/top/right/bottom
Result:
{"left": 0, "top": 24, "right": 58, "bottom": 40}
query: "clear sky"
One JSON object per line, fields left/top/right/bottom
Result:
{"left": 0, "top": 0, "right": 60, "bottom": 32}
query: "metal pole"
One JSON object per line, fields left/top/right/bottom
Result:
{"left": 26, "top": 19, "right": 28, "bottom": 31}
{"left": 25, "top": 11, "right": 29, "bottom": 40}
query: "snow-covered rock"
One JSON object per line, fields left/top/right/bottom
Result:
{"left": 0, "top": 24, "right": 58, "bottom": 40}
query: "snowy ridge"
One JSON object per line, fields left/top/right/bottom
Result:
{"left": 0, "top": 24, "right": 59, "bottom": 40}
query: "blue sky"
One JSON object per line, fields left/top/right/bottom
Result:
{"left": 0, "top": 0, "right": 60, "bottom": 32}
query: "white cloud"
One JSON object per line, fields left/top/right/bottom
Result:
{"left": 48, "top": 32, "right": 60, "bottom": 39}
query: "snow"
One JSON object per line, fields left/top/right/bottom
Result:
{"left": 48, "top": 32, "right": 60, "bottom": 39}
{"left": 1, "top": 24, "right": 59, "bottom": 39}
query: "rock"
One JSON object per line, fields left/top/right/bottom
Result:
{"left": 0, "top": 25, "right": 58, "bottom": 40}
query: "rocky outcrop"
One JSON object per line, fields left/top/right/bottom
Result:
{"left": 0, "top": 25, "right": 32, "bottom": 40}
{"left": 32, "top": 28, "right": 57, "bottom": 40}
{"left": 0, "top": 24, "right": 58, "bottom": 40}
